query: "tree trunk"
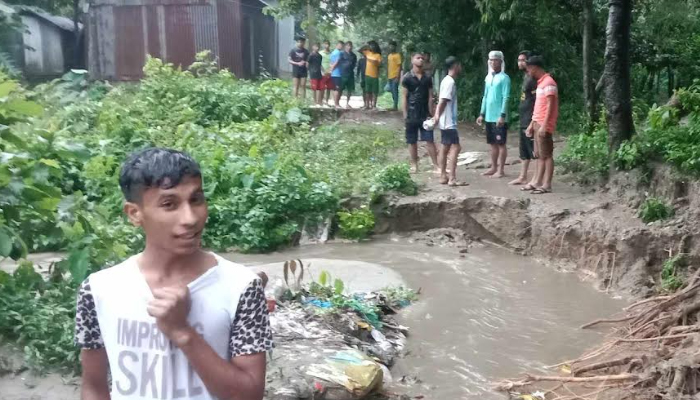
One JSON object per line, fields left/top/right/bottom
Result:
{"left": 72, "top": 0, "right": 81, "bottom": 68}
{"left": 583, "top": 0, "right": 598, "bottom": 123}
{"left": 603, "top": 0, "right": 634, "bottom": 156}
{"left": 667, "top": 65, "right": 674, "bottom": 98}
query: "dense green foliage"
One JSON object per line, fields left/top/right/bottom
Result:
{"left": 560, "top": 82, "right": 700, "bottom": 180}
{"left": 0, "top": 55, "right": 413, "bottom": 371}
{"left": 337, "top": 206, "right": 375, "bottom": 240}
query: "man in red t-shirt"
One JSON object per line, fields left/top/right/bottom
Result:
{"left": 525, "top": 56, "right": 559, "bottom": 194}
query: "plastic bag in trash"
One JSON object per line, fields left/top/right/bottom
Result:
{"left": 307, "top": 349, "right": 383, "bottom": 397}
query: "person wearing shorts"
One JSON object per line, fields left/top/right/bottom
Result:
{"left": 319, "top": 40, "right": 334, "bottom": 105}
{"left": 476, "top": 50, "right": 511, "bottom": 179}
{"left": 308, "top": 43, "right": 323, "bottom": 105}
{"left": 337, "top": 41, "right": 357, "bottom": 108}
{"left": 526, "top": 55, "right": 559, "bottom": 194}
{"left": 288, "top": 37, "right": 309, "bottom": 99}
{"left": 433, "top": 57, "right": 465, "bottom": 187}
{"left": 329, "top": 41, "right": 344, "bottom": 107}
{"left": 402, "top": 52, "right": 438, "bottom": 173}
{"left": 356, "top": 46, "right": 368, "bottom": 108}
{"left": 511, "top": 51, "right": 540, "bottom": 189}
{"left": 363, "top": 41, "right": 382, "bottom": 109}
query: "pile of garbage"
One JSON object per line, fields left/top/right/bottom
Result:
{"left": 262, "top": 262, "right": 417, "bottom": 400}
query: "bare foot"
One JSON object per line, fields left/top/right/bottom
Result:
{"left": 439, "top": 176, "right": 449, "bottom": 184}
{"left": 432, "top": 167, "right": 442, "bottom": 174}
{"left": 509, "top": 177, "right": 526, "bottom": 185}
{"left": 410, "top": 165, "right": 419, "bottom": 174}
{"left": 491, "top": 171, "right": 505, "bottom": 179}
{"left": 482, "top": 168, "right": 497, "bottom": 176}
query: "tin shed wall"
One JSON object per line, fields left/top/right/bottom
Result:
{"left": 88, "top": 0, "right": 245, "bottom": 80}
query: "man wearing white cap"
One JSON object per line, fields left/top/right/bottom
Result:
{"left": 476, "top": 50, "right": 511, "bottom": 178}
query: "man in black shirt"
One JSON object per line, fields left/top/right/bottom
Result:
{"left": 402, "top": 53, "right": 438, "bottom": 174}
{"left": 336, "top": 41, "right": 358, "bottom": 108}
{"left": 288, "top": 37, "right": 310, "bottom": 99}
{"left": 308, "top": 43, "right": 323, "bottom": 105}
{"left": 510, "top": 50, "right": 539, "bottom": 187}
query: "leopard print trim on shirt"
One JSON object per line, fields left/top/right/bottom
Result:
{"left": 228, "top": 278, "right": 274, "bottom": 357}
{"left": 75, "top": 277, "right": 273, "bottom": 356}
{"left": 74, "top": 278, "right": 105, "bottom": 349}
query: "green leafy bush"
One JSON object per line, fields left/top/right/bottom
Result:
{"left": 0, "top": 54, "right": 413, "bottom": 372}
{"left": 370, "top": 163, "right": 419, "bottom": 202}
{"left": 337, "top": 206, "right": 375, "bottom": 240}
{"left": 661, "top": 254, "right": 686, "bottom": 292}
{"left": 639, "top": 197, "right": 674, "bottom": 223}
{"left": 558, "top": 123, "right": 609, "bottom": 181}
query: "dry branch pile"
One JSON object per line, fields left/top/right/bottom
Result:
{"left": 495, "top": 268, "right": 700, "bottom": 400}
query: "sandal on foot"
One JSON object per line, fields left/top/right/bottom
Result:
{"left": 530, "top": 187, "right": 551, "bottom": 194}
{"left": 520, "top": 184, "right": 536, "bottom": 191}
{"left": 448, "top": 180, "right": 469, "bottom": 187}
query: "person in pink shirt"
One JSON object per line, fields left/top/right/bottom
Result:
{"left": 525, "top": 56, "right": 559, "bottom": 194}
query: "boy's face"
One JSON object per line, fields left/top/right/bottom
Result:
{"left": 323, "top": 42, "right": 330, "bottom": 51}
{"left": 125, "top": 176, "right": 208, "bottom": 256}
{"left": 312, "top": 45, "right": 319, "bottom": 52}
{"left": 345, "top": 43, "right": 353, "bottom": 52}
{"left": 297, "top": 40, "right": 306, "bottom": 48}
{"left": 336, "top": 43, "right": 343, "bottom": 50}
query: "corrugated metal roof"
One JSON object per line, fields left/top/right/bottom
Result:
{"left": 17, "top": 8, "right": 82, "bottom": 32}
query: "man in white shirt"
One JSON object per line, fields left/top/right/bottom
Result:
{"left": 433, "top": 57, "right": 466, "bottom": 186}
{"left": 75, "top": 148, "right": 272, "bottom": 400}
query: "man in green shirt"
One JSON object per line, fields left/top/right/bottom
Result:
{"left": 319, "top": 40, "right": 333, "bottom": 106}
{"left": 477, "top": 50, "right": 511, "bottom": 179}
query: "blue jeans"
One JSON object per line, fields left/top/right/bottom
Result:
{"left": 388, "top": 79, "right": 400, "bottom": 109}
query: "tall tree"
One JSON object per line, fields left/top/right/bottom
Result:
{"left": 603, "top": 0, "right": 634, "bottom": 154}
{"left": 582, "top": 0, "right": 598, "bottom": 123}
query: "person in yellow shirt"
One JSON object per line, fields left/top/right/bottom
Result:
{"left": 363, "top": 41, "right": 382, "bottom": 109}
{"left": 387, "top": 40, "right": 402, "bottom": 110}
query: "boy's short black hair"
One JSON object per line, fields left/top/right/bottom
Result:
{"left": 119, "top": 148, "right": 202, "bottom": 203}
{"left": 323, "top": 40, "right": 330, "bottom": 45}
{"left": 445, "top": 56, "right": 460, "bottom": 71}
{"left": 519, "top": 50, "right": 532, "bottom": 59}
{"left": 295, "top": 36, "right": 306, "bottom": 42}
{"left": 526, "top": 55, "right": 545, "bottom": 68}
{"left": 337, "top": 40, "right": 345, "bottom": 45}
{"left": 346, "top": 41, "right": 353, "bottom": 46}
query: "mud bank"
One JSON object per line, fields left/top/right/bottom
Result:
{"left": 374, "top": 164, "right": 700, "bottom": 299}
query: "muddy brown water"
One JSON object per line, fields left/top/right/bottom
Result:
{"left": 232, "top": 237, "right": 625, "bottom": 400}
{"left": 0, "top": 238, "right": 623, "bottom": 399}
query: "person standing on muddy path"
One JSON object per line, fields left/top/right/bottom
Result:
{"left": 363, "top": 41, "right": 382, "bottom": 110}
{"left": 510, "top": 50, "right": 539, "bottom": 188}
{"left": 319, "top": 40, "right": 335, "bottom": 106}
{"left": 330, "top": 41, "right": 344, "bottom": 108}
{"left": 308, "top": 43, "right": 324, "bottom": 106}
{"left": 526, "top": 56, "right": 559, "bottom": 194}
{"left": 288, "top": 37, "right": 309, "bottom": 99}
{"left": 75, "top": 148, "right": 272, "bottom": 400}
{"left": 357, "top": 45, "right": 369, "bottom": 109}
{"left": 433, "top": 56, "right": 467, "bottom": 187}
{"left": 387, "top": 40, "right": 402, "bottom": 110}
{"left": 338, "top": 41, "right": 358, "bottom": 109}
{"left": 477, "top": 51, "right": 511, "bottom": 179}
{"left": 402, "top": 53, "right": 439, "bottom": 174}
